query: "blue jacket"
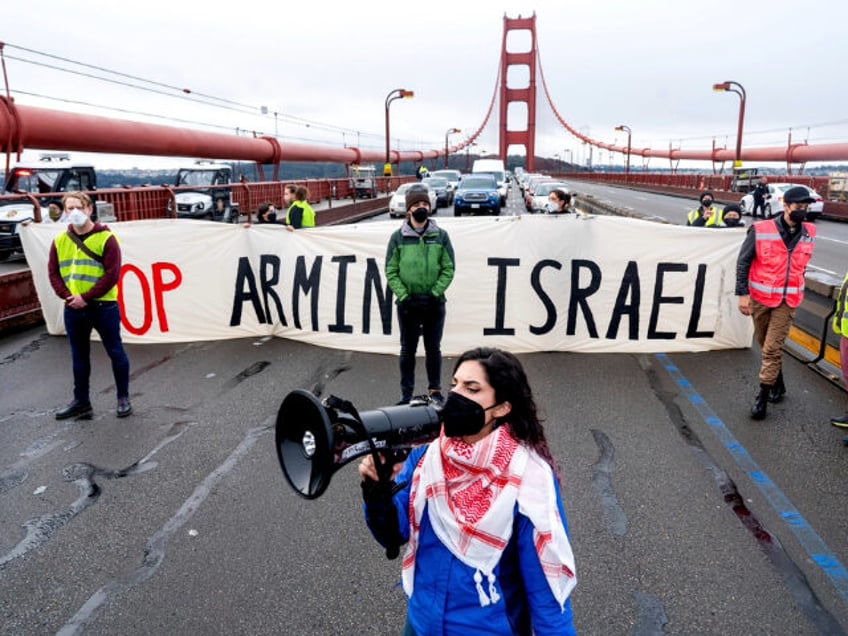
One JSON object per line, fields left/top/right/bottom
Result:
{"left": 364, "top": 445, "right": 577, "bottom": 635}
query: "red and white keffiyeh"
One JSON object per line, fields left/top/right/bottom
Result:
{"left": 401, "top": 425, "right": 576, "bottom": 609}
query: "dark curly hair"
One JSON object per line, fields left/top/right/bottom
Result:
{"left": 453, "top": 347, "right": 559, "bottom": 477}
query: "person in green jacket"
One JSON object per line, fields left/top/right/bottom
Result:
{"left": 385, "top": 184, "right": 455, "bottom": 406}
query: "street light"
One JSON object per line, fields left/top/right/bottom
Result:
{"left": 615, "top": 125, "right": 632, "bottom": 180}
{"left": 712, "top": 80, "right": 746, "bottom": 168}
{"left": 444, "top": 128, "right": 461, "bottom": 169}
{"left": 384, "top": 88, "right": 414, "bottom": 176}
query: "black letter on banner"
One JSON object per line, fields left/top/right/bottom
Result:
{"left": 484, "top": 257, "right": 519, "bottom": 336}
{"left": 260, "top": 254, "right": 287, "bottom": 326}
{"left": 363, "top": 257, "right": 394, "bottom": 335}
{"left": 293, "top": 255, "right": 322, "bottom": 331}
{"left": 328, "top": 255, "right": 355, "bottom": 334}
{"left": 530, "top": 259, "right": 562, "bottom": 335}
{"left": 647, "top": 263, "right": 687, "bottom": 340}
{"left": 686, "top": 263, "right": 714, "bottom": 338}
{"left": 606, "top": 261, "right": 641, "bottom": 340}
{"left": 230, "top": 257, "right": 266, "bottom": 326}
{"left": 567, "top": 260, "right": 601, "bottom": 338}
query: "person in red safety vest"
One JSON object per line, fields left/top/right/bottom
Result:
{"left": 735, "top": 186, "right": 817, "bottom": 420}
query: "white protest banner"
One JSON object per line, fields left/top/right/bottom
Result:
{"left": 21, "top": 214, "right": 753, "bottom": 355}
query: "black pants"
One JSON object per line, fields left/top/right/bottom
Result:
{"left": 397, "top": 301, "right": 446, "bottom": 400}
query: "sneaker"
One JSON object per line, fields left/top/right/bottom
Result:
{"left": 831, "top": 413, "right": 848, "bottom": 429}
{"left": 396, "top": 397, "right": 411, "bottom": 406}
{"left": 117, "top": 397, "right": 133, "bottom": 418}
{"left": 428, "top": 391, "right": 445, "bottom": 408}
{"left": 55, "top": 400, "right": 93, "bottom": 420}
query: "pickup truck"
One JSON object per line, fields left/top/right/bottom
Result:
{"left": 169, "top": 160, "right": 240, "bottom": 222}
{"left": 350, "top": 165, "right": 378, "bottom": 199}
{"left": 730, "top": 167, "right": 760, "bottom": 193}
{"left": 0, "top": 154, "right": 99, "bottom": 261}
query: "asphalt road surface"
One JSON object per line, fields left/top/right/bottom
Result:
{"left": 2, "top": 182, "right": 848, "bottom": 634}
{"left": 1, "top": 318, "right": 847, "bottom": 634}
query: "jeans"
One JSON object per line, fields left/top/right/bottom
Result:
{"left": 64, "top": 301, "right": 130, "bottom": 403}
{"left": 397, "top": 300, "right": 446, "bottom": 400}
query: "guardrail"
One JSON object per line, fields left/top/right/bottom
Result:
{"left": 564, "top": 172, "right": 848, "bottom": 222}
{"left": 0, "top": 176, "right": 415, "bottom": 223}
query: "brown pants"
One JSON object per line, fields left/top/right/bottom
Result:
{"left": 750, "top": 299, "right": 795, "bottom": 385}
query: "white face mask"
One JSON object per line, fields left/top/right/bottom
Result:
{"left": 68, "top": 210, "right": 89, "bottom": 227}
{"left": 545, "top": 201, "right": 560, "bottom": 213}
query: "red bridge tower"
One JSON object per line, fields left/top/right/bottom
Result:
{"left": 499, "top": 13, "right": 538, "bottom": 172}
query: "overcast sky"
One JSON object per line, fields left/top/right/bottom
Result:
{"left": 3, "top": 0, "right": 847, "bottom": 170}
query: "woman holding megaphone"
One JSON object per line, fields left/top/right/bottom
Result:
{"left": 358, "top": 347, "right": 577, "bottom": 635}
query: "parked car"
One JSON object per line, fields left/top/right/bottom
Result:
{"left": 388, "top": 182, "right": 437, "bottom": 218}
{"left": 528, "top": 182, "right": 570, "bottom": 213}
{"left": 428, "top": 169, "right": 461, "bottom": 202}
{"left": 423, "top": 176, "right": 451, "bottom": 208}
{"left": 523, "top": 176, "right": 558, "bottom": 210}
{"left": 740, "top": 183, "right": 824, "bottom": 221}
{"left": 453, "top": 174, "right": 500, "bottom": 216}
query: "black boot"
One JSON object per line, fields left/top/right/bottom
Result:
{"left": 768, "top": 372, "right": 786, "bottom": 403}
{"left": 751, "top": 384, "right": 771, "bottom": 420}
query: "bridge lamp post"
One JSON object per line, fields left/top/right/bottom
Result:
{"left": 444, "top": 128, "right": 461, "bottom": 168}
{"left": 712, "top": 80, "right": 746, "bottom": 168}
{"left": 384, "top": 88, "right": 414, "bottom": 176}
{"left": 615, "top": 125, "right": 632, "bottom": 181}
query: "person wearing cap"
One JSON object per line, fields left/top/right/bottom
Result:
{"left": 686, "top": 191, "right": 722, "bottom": 227}
{"left": 830, "top": 271, "right": 848, "bottom": 434}
{"left": 720, "top": 204, "right": 745, "bottom": 228}
{"left": 735, "top": 185, "right": 817, "bottom": 420}
{"left": 385, "top": 185, "right": 455, "bottom": 406}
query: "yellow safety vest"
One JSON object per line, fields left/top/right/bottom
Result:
{"left": 686, "top": 206, "right": 723, "bottom": 227}
{"left": 834, "top": 272, "right": 848, "bottom": 337}
{"left": 285, "top": 201, "right": 316, "bottom": 228}
{"left": 54, "top": 230, "right": 119, "bottom": 301}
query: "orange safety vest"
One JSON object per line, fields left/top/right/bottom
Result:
{"left": 748, "top": 219, "right": 816, "bottom": 308}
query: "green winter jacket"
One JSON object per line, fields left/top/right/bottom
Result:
{"left": 385, "top": 218, "right": 455, "bottom": 303}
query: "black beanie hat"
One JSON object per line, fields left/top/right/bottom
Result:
{"left": 406, "top": 186, "right": 431, "bottom": 211}
{"left": 700, "top": 191, "right": 714, "bottom": 203}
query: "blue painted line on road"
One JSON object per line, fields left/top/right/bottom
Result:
{"left": 657, "top": 353, "right": 848, "bottom": 607}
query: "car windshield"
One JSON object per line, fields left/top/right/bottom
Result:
{"left": 427, "top": 177, "right": 448, "bottom": 187}
{"left": 178, "top": 170, "right": 222, "bottom": 186}
{"left": 461, "top": 177, "right": 496, "bottom": 189}
{"left": 534, "top": 183, "right": 567, "bottom": 196}
{"left": 7, "top": 169, "right": 61, "bottom": 194}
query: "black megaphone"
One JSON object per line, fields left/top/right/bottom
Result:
{"left": 275, "top": 390, "right": 441, "bottom": 499}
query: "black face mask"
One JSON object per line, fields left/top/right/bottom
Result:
{"left": 265, "top": 211, "right": 277, "bottom": 223}
{"left": 724, "top": 218, "right": 740, "bottom": 227}
{"left": 701, "top": 199, "right": 713, "bottom": 208}
{"left": 789, "top": 210, "right": 807, "bottom": 224}
{"left": 411, "top": 208, "right": 429, "bottom": 223}
{"left": 440, "top": 392, "right": 498, "bottom": 438}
